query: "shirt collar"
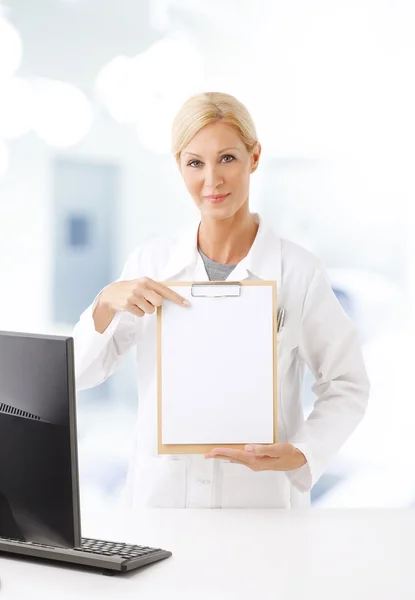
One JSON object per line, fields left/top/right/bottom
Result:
{"left": 161, "top": 213, "right": 282, "bottom": 287}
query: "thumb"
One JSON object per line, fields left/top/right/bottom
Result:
{"left": 245, "top": 443, "right": 279, "bottom": 457}
{"left": 245, "top": 443, "right": 292, "bottom": 457}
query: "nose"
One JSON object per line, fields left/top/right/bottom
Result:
{"left": 203, "top": 165, "right": 224, "bottom": 189}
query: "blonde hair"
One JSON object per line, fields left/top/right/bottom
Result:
{"left": 171, "top": 92, "right": 258, "bottom": 163}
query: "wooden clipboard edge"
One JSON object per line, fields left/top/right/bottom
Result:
{"left": 157, "top": 280, "right": 277, "bottom": 455}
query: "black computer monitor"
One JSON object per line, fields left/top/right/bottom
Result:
{"left": 0, "top": 331, "right": 81, "bottom": 548}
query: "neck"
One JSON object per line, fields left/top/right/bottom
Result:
{"left": 198, "top": 205, "right": 259, "bottom": 264}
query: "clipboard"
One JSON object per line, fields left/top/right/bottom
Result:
{"left": 157, "top": 280, "right": 278, "bottom": 454}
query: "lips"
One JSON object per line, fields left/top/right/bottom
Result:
{"left": 203, "top": 193, "right": 230, "bottom": 204}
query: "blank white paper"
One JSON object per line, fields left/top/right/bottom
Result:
{"left": 160, "top": 284, "right": 275, "bottom": 445}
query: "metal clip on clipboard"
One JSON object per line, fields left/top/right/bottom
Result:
{"left": 191, "top": 282, "right": 241, "bottom": 298}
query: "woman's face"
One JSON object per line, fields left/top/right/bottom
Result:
{"left": 179, "top": 121, "right": 261, "bottom": 221}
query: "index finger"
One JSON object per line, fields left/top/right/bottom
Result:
{"left": 152, "top": 281, "right": 190, "bottom": 306}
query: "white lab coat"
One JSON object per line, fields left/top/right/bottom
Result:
{"left": 73, "top": 214, "right": 370, "bottom": 509}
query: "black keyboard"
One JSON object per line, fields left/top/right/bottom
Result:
{"left": 0, "top": 535, "right": 172, "bottom": 573}
{"left": 80, "top": 537, "right": 163, "bottom": 559}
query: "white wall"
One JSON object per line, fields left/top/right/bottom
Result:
{"left": 0, "top": 133, "right": 52, "bottom": 331}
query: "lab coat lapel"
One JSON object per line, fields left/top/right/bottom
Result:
{"left": 233, "top": 217, "right": 283, "bottom": 307}
{"left": 160, "top": 221, "right": 200, "bottom": 281}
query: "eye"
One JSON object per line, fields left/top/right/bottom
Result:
{"left": 221, "top": 154, "right": 235, "bottom": 163}
{"left": 187, "top": 160, "right": 202, "bottom": 168}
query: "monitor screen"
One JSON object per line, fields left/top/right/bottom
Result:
{"left": 0, "top": 331, "right": 81, "bottom": 548}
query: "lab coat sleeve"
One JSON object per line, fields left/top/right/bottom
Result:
{"left": 286, "top": 264, "right": 370, "bottom": 493}
{"left": 72, "top": 246, "right": 142, "bottom": 391}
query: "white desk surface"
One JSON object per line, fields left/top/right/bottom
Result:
{"left": 0, "top": 508, "right": 413, "bottom": 600}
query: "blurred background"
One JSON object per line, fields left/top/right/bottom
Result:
{"left": 0, "top": 0, "right": 414, "bottom": 513}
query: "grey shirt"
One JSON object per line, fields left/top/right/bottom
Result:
{"left": 198, "top": 248, "right": 237, "bottom": 281}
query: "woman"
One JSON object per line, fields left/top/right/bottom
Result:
{"left": 73, "top": 92, "right": 370, "bottom": 509}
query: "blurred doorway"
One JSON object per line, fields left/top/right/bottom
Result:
{"left": 52, "top": 158, "right": 118, "bottom": 324}
{"left": 52, "top": 158, "right": 119, "bottom": 399}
